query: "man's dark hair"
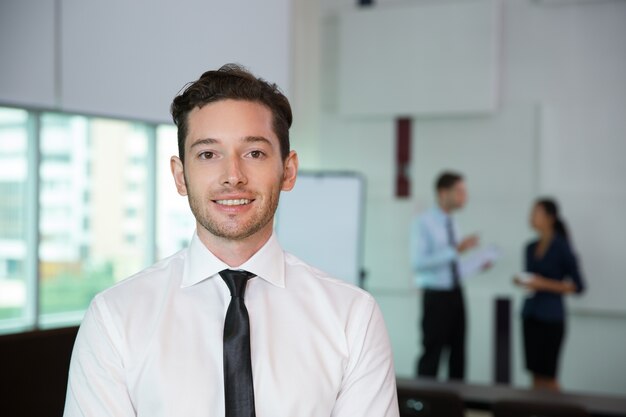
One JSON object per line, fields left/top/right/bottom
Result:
{"left": 170, "top": 63, "right": 292, "bottom": 163}
{"left": 435, "top": 171, "right": 464, "bottom": 192}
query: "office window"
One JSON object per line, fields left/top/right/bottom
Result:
{"left": 0, "top": 108, "right": 30, "bottom": 325}
{"left": 0, "top": 106, "right": 191, "bottom": 333}
{"left": 38, "top": 114, "right": 152, "bottom": 323}
{"left": 156, "top": 125, "right": 195, "bottom": 260}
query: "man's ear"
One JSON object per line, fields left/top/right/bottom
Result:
{"left": 281, "top": 151, "right": 298, "bottom": 192}
{"left": 170, "top": 156, "right": 188, "bottom": 196}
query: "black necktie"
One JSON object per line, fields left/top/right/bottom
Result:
{"left": 219, "top": 269, "right": 256, "bottom": 417}
{"left": 446, "top": 217, "right": 461, "bottom": 288}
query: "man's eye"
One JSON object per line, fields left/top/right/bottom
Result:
{"left": 199, "top": 151, "right": 215, "bottom": 159}
{"left": 249, "top": 150, "right": 264, "bottom": 159}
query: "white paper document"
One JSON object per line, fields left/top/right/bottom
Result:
{"left": 460, "top": 244, "right": 501, "bottom": 278}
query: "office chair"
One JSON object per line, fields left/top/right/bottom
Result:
{"left": 397, "top": 388, "right": 465, "bottom": 417}
{"left": 493, "top": 399, "right": 590, "bottom": 417}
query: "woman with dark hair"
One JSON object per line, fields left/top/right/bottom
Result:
{"left": 514, "top": 198, "right": 585, "bottom": 391}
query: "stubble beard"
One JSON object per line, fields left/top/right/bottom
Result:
{"left": 186, "top": 179, "right": 282, "bottom": 242}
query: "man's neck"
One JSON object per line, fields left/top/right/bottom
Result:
{"left": 437, "top": 201, "right": 452, "bottom": 214}
{"left": 196, "top": 224, "right": 274, "bottom": 267}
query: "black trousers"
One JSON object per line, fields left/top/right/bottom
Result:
{"left": 417, "top": 287, "right": 466, "bottom": 380}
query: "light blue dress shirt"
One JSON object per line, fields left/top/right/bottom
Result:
{"left": 410, "top": 206, "right": 463, "bottom": 290}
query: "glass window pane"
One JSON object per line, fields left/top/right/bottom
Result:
{"left": 156, "top": 125, "right": 195, "bottom": 260}
{"left": 0, "top": 107, "right": 30, "bottom": 327}
{"left": 39, "top": 114, "right": 152, "bottom": 324}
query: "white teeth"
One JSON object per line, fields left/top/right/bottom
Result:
{"left": 216, "top": 199, "right": 251, "bottom": 206}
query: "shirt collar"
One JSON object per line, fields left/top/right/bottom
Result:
{"left": 433, "top": 205, "right": 451, "bottom": 222}
{"left": 181, "top": 231, "right": 286, "bottom": 289}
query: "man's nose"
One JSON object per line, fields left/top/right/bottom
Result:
{"left": 221, "top": 155, "right": 247, "bottom": 186}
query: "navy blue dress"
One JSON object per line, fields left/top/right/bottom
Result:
{"left": 522, "top": 235, "right": 585, "bottom": 377}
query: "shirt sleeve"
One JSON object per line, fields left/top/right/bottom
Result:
{"left": 410, "top": 216, "right": 457, "bottom": 272}
{"left": 63, "top": 296, "right": 136, "bottom": 417}
{"left": 562, "top": 242, "right": 586, "bottom": 294}
{"left": 331, "top": 298, "right": 399, "bottom": 417}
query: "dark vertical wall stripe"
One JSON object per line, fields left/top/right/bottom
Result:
{"left": 396, "top": 117, "right": 411, "bottom": 198}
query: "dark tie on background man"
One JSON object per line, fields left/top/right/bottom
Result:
{"left": 446, "top": 216, "right": 461, "bottom": 288}
{"left": 219, "top": 269, "right": 257, "bottom": 417}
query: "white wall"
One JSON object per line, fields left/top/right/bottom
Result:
{"left": 0, "top": 0, "right": 291, "bottom": 123}
{"left": 292, "top": 0, "right": 626, "bottom": 395}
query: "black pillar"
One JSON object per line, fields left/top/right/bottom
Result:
{"left": 494, "top": 297, "right": 512, "bottom": 384}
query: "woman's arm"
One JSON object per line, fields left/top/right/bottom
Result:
{"left": 520, "top": 275, "right": 577, "bottom": 294}
{"left": 563, "top": 243, "right": 585, "bottom": 294}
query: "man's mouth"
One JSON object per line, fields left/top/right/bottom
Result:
{"left": 214, "top": 199, "right": 252, "bottom": 206}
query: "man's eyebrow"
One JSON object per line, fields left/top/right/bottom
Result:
{"left": 243, "top": 136, "right": 273, "bottom": 146}
{"left": 189, "top": 136, "right": 273, "bottom": 149}
{"left": 189, "top": 138, "right": 219, "bottom": 149}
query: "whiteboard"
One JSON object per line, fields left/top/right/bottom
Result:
{"left": 275, "top": 172, "right": 365, "bottom": 287}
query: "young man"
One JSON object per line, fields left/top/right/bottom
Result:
{"left": 411, "top": 172, "right": 484, "bottom": 381}
{"left": 63, "top": 64, "right": 399, "bottom": 417}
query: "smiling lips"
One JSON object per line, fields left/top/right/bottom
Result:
{"left": 214, "top": 199, "right": 252, "bottom": 206}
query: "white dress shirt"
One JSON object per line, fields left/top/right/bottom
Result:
{"left": 63, "top": 232, "right": 399, "bottom": 417}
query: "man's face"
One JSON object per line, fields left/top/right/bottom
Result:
{"left": 452, "top": 181, "right": 468, "bottom": 209}
{"left": 170, "top": 99, "right": 298, "bottom": 243}
{"left": 440, "top": 180, "right": 468, "bottom": 211}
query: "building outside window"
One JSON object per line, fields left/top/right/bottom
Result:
{"left": 0, "top": 106, "right": 195, "bottom": 333}
{"left": 156, "top": 124, "right": 195, "bottom": 260}
{"left": 0, "top": 108, "right": 30, "bottom": 325}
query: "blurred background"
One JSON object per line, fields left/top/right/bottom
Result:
{"left": 1, "top": 0, "right": 625, "bottom": 399}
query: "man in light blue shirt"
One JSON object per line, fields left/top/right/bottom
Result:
{"left": 410, "top": 171, "right": 483, "bottom": 380}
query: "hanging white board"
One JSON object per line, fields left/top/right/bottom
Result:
{"left": 275, "top": 172, "right": 365, "bottom": 287}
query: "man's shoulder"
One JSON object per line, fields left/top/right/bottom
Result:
{"left": 413, "top": 207, "right": 442, "bottom": 232}
{"left": 415, "top": 206, "right": 440, "bottom": 222}
{"left": 95, "top": 249, "right": 186, "bottom": 303}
